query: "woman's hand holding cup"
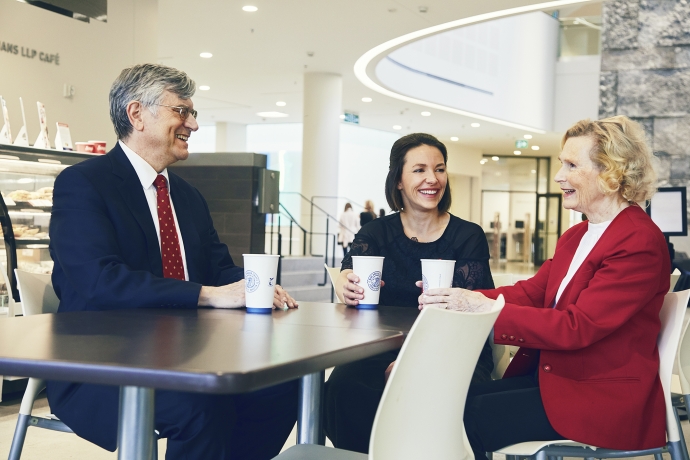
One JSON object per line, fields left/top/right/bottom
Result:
{"left": 341, "top": 271, "right": 385, "bottom": 306}
{"left": 417, "top": 282, "right": 493, "bottom": 312}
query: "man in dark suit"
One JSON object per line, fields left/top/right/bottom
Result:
{"left": 47, "top": 64, "right": 299, "bottom": 459}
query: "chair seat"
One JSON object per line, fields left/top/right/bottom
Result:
{"left": 496, "top": 439, "right": 589, "bottom": 456}
{"left": 274, "top": 444, "right": 367, "bottom": 460}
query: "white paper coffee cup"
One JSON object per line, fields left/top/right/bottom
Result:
{"left": 352, "top": 256, "right": 384, "bottom": 309}
{"left": 243, "top": 254, "right": 279, "bottom": 314}
{"left": 421, "top": 259, "right": 455, "bottom": 293}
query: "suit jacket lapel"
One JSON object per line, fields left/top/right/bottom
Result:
{"left": 109, "top": 145, "right": 164, "bottom": 277}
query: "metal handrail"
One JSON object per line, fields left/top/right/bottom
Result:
{"left": 277, "top": 192, "right": 343, "bottom": 300}
{"left": 312, "top": 195, "right": 366, "bottom": 211}
{"left": 280, "top": 191, "right": 358, "bottom": 255}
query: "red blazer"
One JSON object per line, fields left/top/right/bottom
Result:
{"left": 478, "top": 205, "right": 670, "bottom": 450}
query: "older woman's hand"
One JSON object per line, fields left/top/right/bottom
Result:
{"left": 416, "top": 282, "right": 493, "bottom": 312}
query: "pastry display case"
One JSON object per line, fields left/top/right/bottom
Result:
{"left": 0, "top": 144, "right": 94, "bottom": 310}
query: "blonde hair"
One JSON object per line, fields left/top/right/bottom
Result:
{"left": 562, "top": 116, "right": 657, "bottom": 203}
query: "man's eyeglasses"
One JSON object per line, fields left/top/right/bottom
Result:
{"left": 154, "top": 104, "right": 198, "bottom": 121}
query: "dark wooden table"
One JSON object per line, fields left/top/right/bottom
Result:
{"left": 0, "top": 302, "right": 418, "bottom": 459}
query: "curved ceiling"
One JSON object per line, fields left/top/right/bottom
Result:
{"left": 160, "top": 0, "right": 598, "bottom": 156}
{"left": 354, "top": 0, "right": 595, "bottom": 133}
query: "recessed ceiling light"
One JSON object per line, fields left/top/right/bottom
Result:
{"left": 339, "top": 114, "right": 346, "bottom": 119}
{"left": 531, "top": 146, "right": 540, "bottom": 150}
{"left": 471, "top": 122, "right": 481, "bottom": 128}
{"left": 361, "top": 97, "right": 372, "bottom": 102}
{"left": 242, "top": 5, "right": 258, "bottom": 12}
{"left": 480, "top": 159, "right": 488, "bottom": 164}
{"left": 200, "top": 52, "right": 213, "bottom": 58}
{"left": 531, "top": 169, "right": 537, "bottom": 174}
{"left": 421, "top": 111, "right": 431, "bottom": 116}
{"left": 524, "top": 134, "right": 533, "bottom": 139}
{"left": 450, "top": 136, "right": 459, "bottom": 141}
{"left": 276, "top": 101, "right": 286, "bottom": 107}
{"left": 256, "top": 111, "right": 288, "bottom": 118}
{"left": 199, "top": 85, "right": 210, "bottom": 91}
{"left": 393, "top": 125, "right": 402, "bottom": 130}
{"left": 513, "top": 150, "right": 521, "bottom": 155}
{"left": 492, "top": 156, "right": 499, "bottom": 161}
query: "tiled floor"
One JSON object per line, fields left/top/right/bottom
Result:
{"left": 0, "top": 388, "right": 686, "bottom": 459}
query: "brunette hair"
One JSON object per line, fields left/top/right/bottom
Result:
{"left": 562, "top": 116, "right": 657, "bottom": 203}
{"left": 384, "top": 133, "right": 451, "bottom": 212}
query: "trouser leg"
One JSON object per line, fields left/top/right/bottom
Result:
{"left": 156, "top": 380, "right": 297, "bottom": 460}
{"left": 464, "top": 376, "right": 564, "bottom": 458}
{"left": 48, "top": 380, "right": 297, "bottom": 460}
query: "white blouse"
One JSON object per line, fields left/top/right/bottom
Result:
{"left": 554, "top": 219, "right": 612, "bottom": 306}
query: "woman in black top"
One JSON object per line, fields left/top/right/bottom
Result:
{"left": 324, "top": 133, "right": 494, "bottom": 453}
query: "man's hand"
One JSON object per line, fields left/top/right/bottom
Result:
{"left": 198, "top": 281, "right": 298, "bottom": 310}
{"left": 198, "top": 280, "right": 246, "bottom": 308}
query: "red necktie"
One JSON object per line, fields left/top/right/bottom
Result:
{"left": 153, "top": 175, "right": 185, "bottom": 280}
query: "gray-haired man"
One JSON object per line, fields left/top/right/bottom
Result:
{"left": 47, "top": 63, "right": 298, "bottom": 459}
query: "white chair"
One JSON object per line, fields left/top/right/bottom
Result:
{"left": 275, "top": 295, "right": 506, "bottom": 460}
{"left": 675, "top": 303, "right": 690, "bottom": 457}
{"left": 8, "top": 270, "right": 159, "bottom": 460}
{"left": 492, "top": 273, "right": 513, "bottom": 288}
{"left": 494, "top": 289, "right": 690, "bottom": 460}
{"left": 489, "top": 273, "right": 532, "bottom": 379}
{"left": 672, "top": 268, "right": 682, "bottom": 293}
{"left": 8, "top": 270, "right": 70, "bottom": 460}
{"left": 325, "top": 264, "right": 345, "bottom": 303}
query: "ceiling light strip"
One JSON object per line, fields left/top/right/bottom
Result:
{"left": 353, "top": 0, "right": 594, "bottom": 134}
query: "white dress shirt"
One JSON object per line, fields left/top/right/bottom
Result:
{"left": 119, "top": 140, "right": 189, "bottom": 281}
{"left": 554, "top": 219, "right": 612, "bottom": 305}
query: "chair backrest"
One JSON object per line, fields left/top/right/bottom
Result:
{"left": 492, "top": 273, "right": 532, "bottom": 288}
{"left": 671, "top": 268, "right": 681, "bottom": 293}
{"left": 324, "top": 264, "right": 344, "bottom": 303}
{"left": 492, "top": 273, "right": 512, "bottom": 287}
{"left": 489, "top": 273, "right": 530, "bottom": 378}
{"left": 369, "top": 295, "right": 505, "bottom": 460}
{"left": 658, "top": 289, "right": 690, "bottom": 443}
{"left": 14, "top": 269, "right": 59, "bottom": 316}
{"left": 675, "top": 292, "right": 690, "bottom": 396}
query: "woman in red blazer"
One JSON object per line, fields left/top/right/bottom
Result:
{"left": 419, "top": 116, "right": 669, "bottom": 456}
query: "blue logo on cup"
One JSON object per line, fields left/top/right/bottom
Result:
{"left": 367, "top": 271, "right": 381, "bottom": 291}
{"left": 245, "top": 270, "right": 260, "bottom": 293}
{"left": 423, "top": 275, "right": 429, "bottom": 292}
{"left": 269, "top": 277, "right": 275, "bottom": 287}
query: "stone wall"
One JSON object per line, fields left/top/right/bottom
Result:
{"left": 601, "top": 0, "right": 690, "bottom": 251}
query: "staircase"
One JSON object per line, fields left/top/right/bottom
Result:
{"left": 280, "top": 256, "right": 342, "bottom": 302}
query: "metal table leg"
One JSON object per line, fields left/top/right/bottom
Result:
{"left": 297, "top": 370, "right": 325, "bottom": 444}
{"left": 118, "top": 386, "right": 155, "bottom": 460}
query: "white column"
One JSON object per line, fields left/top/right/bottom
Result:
{"left": 216, "top": 122, "right": 246, "bottom": 152}
{"left": 301, "top": 73, "right": 342, "bottom": 256}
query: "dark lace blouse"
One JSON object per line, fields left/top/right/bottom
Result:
{"left": 342, "top": 213, "right": 495, "bottom": 308}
